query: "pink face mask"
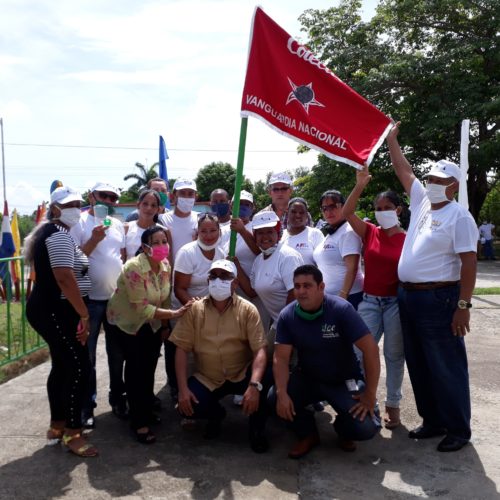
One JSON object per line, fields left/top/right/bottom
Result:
{"left": 147, "top": 244, "right": 169, "bottom": 262}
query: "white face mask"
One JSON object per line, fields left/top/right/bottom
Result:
{"left": 425, "top": 183, "right": 450, "bottom": 204}
{"left": 198, "top": 237, "right": 220, "bottom": 252}
{"left": 374, "top": 210, "right": 399, "bottom": 229}
{"left": 209, "top": 278, "right": 233, "bottom": 301}
{"left": 260, "top": 244, "right": 278, "bottom": 256}
{"left": 58, "top": 207, "right": 81, "bottom": 227}
{"left": 176, "top": 197, "right": 195, "bottom": 213}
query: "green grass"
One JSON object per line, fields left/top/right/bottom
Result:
{"left": 473, "top": 287, "right": 500, "bottom": 295}
{"left": 0, "top": 301, "right": 45, "bottom": 367}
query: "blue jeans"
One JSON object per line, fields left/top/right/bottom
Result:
{"left": 483, "top": 239, "right": 495, "bottom": 259}
{"left": 269, "top": 369, "right": 380, "bottom": 441}
{"left": 358, "top": 294, "right": 405, "bottom": 408}
{"left": 398, "top": 284, "right": 471, "bottom": 440}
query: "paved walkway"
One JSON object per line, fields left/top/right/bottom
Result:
{"left": 0, "top": 261, "right": 498, "bottom": 499}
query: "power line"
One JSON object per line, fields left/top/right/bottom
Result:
{"left": 5, "top": 142, "right": 304, "bottom": 154}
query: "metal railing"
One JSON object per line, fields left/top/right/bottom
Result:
{"left": 0, "top": 256, "right": 46, "bottom": 367}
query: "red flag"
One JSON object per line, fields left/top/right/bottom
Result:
{"left": 241, "top": 7, "right": 392, "bottom": 169}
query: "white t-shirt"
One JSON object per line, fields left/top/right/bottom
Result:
{"left": 125, "top": 221, "right": 146, "bottom": 261}
{"left": 220, "top": 222, "right": 232, "bottom": 251}
{"left": 251, "top": 243, "right": 304, "bottom": 322}
{"left": 172, "top": 240, "right": 226, "bottom": 306}
{"left": 70, "top": 211, "right": 125, "bottom": 300}
{"left": 313, "top": 222, "right": 364, "bottom": 296}
{"left": 479, "top": 223, "right": 494, "bottom": 241}
{"left": 159, "top": 210, "right": 198, "bottom": 261}
{"left": 282, "top": 227, "right": 325, "bottom": 265}
{"left": 398, "top": 179, "right": 479, "bottom": 283}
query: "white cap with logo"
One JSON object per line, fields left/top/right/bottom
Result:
{"left": 50, "top": 186, "right": 83, "bottom": 205}
{"left": 91, "top": 182, "right": 120, "bottom": 195}
{"left": 268, "top": 172, "right": 292, "bottom": 186}
{"left": 423, "top": 160, "right": 461, "bottom": 182}
{"left": 209, "top": 259, "right": 237, "bottom": 277}
{"left": 173, "top": 179, "right": 197, "bottom": 191}
{"left": 232, "top": 190, "right": 254, "bottom": 204}
{"left": 252, "top": 211, "right": 280, "bottom": 230}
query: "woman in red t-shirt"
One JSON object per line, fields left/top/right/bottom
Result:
{"left": 342, "top": 165, "right": 406, "bottom": 429}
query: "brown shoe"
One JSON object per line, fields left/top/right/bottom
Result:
{"left": 338, "top": 438, "right": 357, "bottom": 452}
{"left": 384, "top": 406, "right": 401, "bottom": 430}
{"left": 288, "top": 432, "right": 320, "bottom": 459}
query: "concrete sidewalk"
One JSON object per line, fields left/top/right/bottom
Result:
{"left": 0, "top": 267, "right": 499, "bottom": 498}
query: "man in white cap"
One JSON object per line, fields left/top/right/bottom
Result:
{"left": 170, "top": 259, "right": 271, "bottom": 453}
{"left": 70, "top": 182, "right": 127, "bottom": 426}
{"left": 159, "top": 178, "right": 198, "bottom": 261}
{"left": 387, "top": 123, "right": 478, "bottom": 452}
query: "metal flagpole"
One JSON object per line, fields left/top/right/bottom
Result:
{"left": 228, "top": 117, "right": 248, "bottom": 257}
{"left": 0, "top": 118, "right": 6, "bottom": 203}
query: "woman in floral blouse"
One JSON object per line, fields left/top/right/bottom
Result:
{"left": 107, "top": 226, "right": 192, "bottom": 444}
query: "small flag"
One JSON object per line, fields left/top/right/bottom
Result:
{"left": 240, "top": 7, "right": 392, "bottom": 169}
{"left": 159, "top": 135, "right": 171, "bottom": 209}
{"left": 0, "top": 201, "right": 16, "bottom": 291}
{"left": 10, "top": 209, "right": 21, "bottom": 283}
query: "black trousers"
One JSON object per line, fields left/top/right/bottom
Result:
{"left": 109, "top": 323, "right": 162, "bottom": 430}
{"left": 27, "top": 295, "right": 90, "bottom": 429}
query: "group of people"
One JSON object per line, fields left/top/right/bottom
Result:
{"left": 24, "top": 122, "right": 478, "bottom": 459}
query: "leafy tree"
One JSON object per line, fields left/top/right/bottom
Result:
{"left": 122, "top": 162, "right": 159, "bottom": 199}
{"left": 194, "top": 162, "right": 253, "bottom": 201}
{"left": 17, "top": 214, "right": 36, "bottom": 242}
{"left": 479, "top": 182, "right": 500, "bottom": 227}
{"left": 299, "top": 0, "right": 500, "bottom": 220}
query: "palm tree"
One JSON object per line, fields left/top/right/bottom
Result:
{"left": 123, "top": 162, "right": 159, "bottom": 198}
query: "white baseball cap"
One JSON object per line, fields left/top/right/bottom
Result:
{"left": 423, "top": 160, "right": 461, "bottom": 182}
{"left": 50, "top": 186, "right": 83, "bottom": 205}
{"left": 173, "top": 179, "right": 197, "bottom": 191}
{"left": 91, "top": 182, "right": 120, "bottom": 195}
{"left": 209, "top": 259, "right": 237, "bottom": 277}
{"left": 252, "top": 211, "right": 280, "bottom": 230}
{"left": 232, "top": 190, "right": 254, "bottom": 204}
{"left": 268, "top": 172, "right": 292, "bottom": 186}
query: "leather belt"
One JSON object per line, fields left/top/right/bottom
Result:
{"left": 400, "top": 281, "right": 459, "bottom": 291}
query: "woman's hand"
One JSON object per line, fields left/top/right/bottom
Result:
{"left": 76, "top": 317, "right": 90, "bottom": 345}
{"left": 387, "top": 120, "right": 401, "bottom": 143}
{"left": 356, "top": 164, "right": 372, "bottom": 189}
{"left": 171, "top": 299, "right": 195, "bottom": 319}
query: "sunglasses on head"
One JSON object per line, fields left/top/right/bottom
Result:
{"left": 197, "top": 212, "right": 219, "bottom": 222}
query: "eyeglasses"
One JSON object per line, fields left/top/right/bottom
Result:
{"left": 320, "top": 204, "right": 340, "bottom": 213}
{"left": 271, "top": 186, "right": 290, "bottom": 193}
{"left": 96, "top": 191, "right": 119, "bottom": 203}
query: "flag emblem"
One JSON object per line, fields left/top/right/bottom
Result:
{"left": 286, "top": 79, "right": 325, "bottom": 113}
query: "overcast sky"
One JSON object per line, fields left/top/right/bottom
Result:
{"left": 1, "top": 0, "right": 377, "bottom": 214}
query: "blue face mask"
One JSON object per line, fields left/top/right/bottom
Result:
{"left": 211, "top": 202, "right": 230, "bottom": 218}
{"left": 239, "top": 205, "right": 253, "bottom": 219}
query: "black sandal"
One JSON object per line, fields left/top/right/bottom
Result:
{"left": 135, "top": 428, "right": 156, "bottom": 444}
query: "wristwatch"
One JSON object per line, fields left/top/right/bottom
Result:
{"left": 249, "top": 381, "right": 263, "bottom": 392}
{"left": 457, "top": 300, "right": 472, "bottom": 310}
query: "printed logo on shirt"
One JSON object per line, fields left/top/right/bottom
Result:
{"left": 295, "top": 243, "right": 310, "bottom": 249}
{"left": 323, "top": 244, "right": 336, "bottom": 250}
{"left": 321, "top": 323, "right": 339, "bottom": 338}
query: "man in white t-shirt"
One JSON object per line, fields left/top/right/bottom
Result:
{"left": 70, "top": 181, "right": 126, "bottom": 427}
{"left": 387, "top": 123, "right": 478, "bottom": 453}
{"left": 158, "top": 179, "right": 198, "bottom": 262}
{"left": 478, "top": 221, "right": 496, "bottom": 260}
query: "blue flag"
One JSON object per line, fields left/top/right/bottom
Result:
{"left": 159, "top": 135, "right": 171, "bottom": 209}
